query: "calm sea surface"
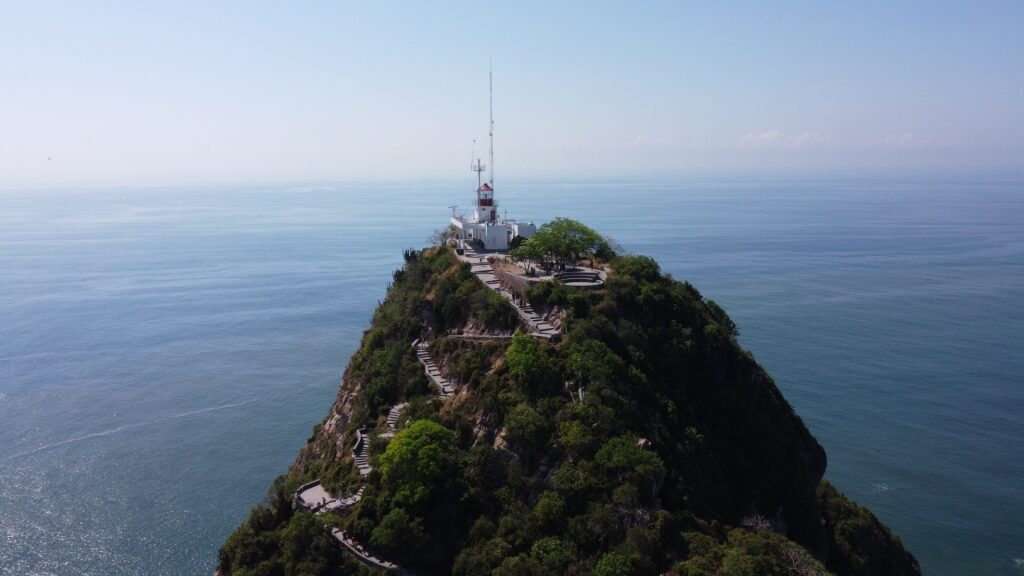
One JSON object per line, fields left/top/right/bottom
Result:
{"left": 1, "top": 178, "right": 1021, "bottom": 575}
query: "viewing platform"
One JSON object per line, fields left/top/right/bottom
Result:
{"left": 294, "top": 480, "right": 363, "bottom": 514}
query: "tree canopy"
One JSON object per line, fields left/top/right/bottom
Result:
{"left": 378, "top": 419, "right": 462, "bottom": 509}
{"left": 509, "top": 217, "right": 612, "bottom": 266}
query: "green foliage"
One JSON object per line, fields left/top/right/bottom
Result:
{"left": 370, "top": 507, "right": 425, "bottom": 552}
{"left": 509, "top": 236, "right": 547, "bottom": 266}
{"left": 218, "top": 509, "right": 345, "bottom": 576}
{"left": 594, "top": 552, "right": 633, "bottom": 576}
{"left": 432, "top": 336, "right": 508, "bottom": 389}
{"left": 505, "top": 331, "right": 560, "bottom": 393}
{"left": 492, "top": 554, "right": 549, "bottom": 576}
{"left": 223, "top": 234, "right": 920, "bottom": 576}
{"left": 817, "top": 481, "right": 921, "bottom": 576}
{"left": 378, "top": 419, "right": 462, "bottom": 509}
{"left": 611, "top": 254, "right": 661, "bottom": 281}
{"left": 452, "top": 536, "right": 513, "bottom": 576}
{"left": 566, "top": 338, "right": 625, "bottom": 385}
{"left": 505, "top": 402, "right": 551, "bottom": 450}
{"left": 676, "top": 527, "right": 832, "bottom": 576}
{"left": 530, "top": 491, "right": 566, "bottom": 533}
{"left": 596, "top": 435, "right": 664, "bottom": 480}
{"left": 514, "top": 217, "right": 612, "bottom": 265}
{"left": 704, "top": 299, "right": 739, "bottom": 339}
{"left": 558, "top": 419, "right": 597, "bottom": 459}
{"left": 524, "top": 278, "right": 570, "bottom": 310}
{"left": 530, "top": 536, "right": 575, "bottom": 572}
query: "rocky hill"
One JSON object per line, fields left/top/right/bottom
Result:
{"left": 217, "top": 227, "right": 920, "bottom": 576}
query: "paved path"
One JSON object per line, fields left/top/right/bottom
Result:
{"left": 295, "top": 397, "right": 419, "bottom": 571}
{"left": 381, "top": 402, "right": 408, "bottom": 439}
{"left": 445, "top": 332, "right": 515, "bottom": 340}
{"left": 456, "top": 249, "right": 559, "bottom": 339}
{"left": 414, "top": 340, "right": 455, "bottom": 397}
{"left": 354, "top": 427, "right": 372, "bottom": 476}
{"left": 332, "top": 529, "right": 403, "bottom": 572}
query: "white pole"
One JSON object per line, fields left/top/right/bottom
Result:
{"left": 489, "top": 63, "right": 494, "bottom": 188}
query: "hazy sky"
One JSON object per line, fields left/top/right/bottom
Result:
{"left": 3, "top": 1, "right": 1022, "bottom": 185}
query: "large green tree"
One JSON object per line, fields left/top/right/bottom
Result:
{"left": 378, "top": 419, "right": 462, "bottom": 509}
{"left": 510, "top": 217, "right": 611, "bottom": 266}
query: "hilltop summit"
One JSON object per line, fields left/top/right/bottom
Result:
{"left": 218, "top": 221, "right": 919, "bottom": 576}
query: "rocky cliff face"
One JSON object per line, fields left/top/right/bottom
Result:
{"left": 218, "top": 244, "right": 920, "bottom": 576}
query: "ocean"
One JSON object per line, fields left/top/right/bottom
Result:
{"left": 0, "top": 178, "right": 1021, "bottom": 575}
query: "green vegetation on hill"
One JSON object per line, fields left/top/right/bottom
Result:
{"left": 509, "top": 217, "right": 613, "bottom": 267}
{"left": 218, "top": 220, "right": 919, "bottom": 576}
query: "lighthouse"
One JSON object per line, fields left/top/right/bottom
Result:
{"left": 450, "top": 71, "right": 535, "bottom": 251}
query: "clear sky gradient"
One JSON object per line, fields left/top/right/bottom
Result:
{"left": 3, "top": 1, "right": 1022, "bottom": 185}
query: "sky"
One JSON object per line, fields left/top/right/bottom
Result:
{"left": 2, "top": 1, "right": 1022, "bottom": 186}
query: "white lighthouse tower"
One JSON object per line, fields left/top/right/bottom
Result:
{"left": 450, "top": 71, "right": 535, "bottom": 251}
{"left": 472, "top": 156, "right": 496, "bottom": 224}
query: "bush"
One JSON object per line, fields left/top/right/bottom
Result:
{"left": 594, "top": 551, "right": 633, "bottom": 576}
{"left": 505, "top": 332, "right": 560, "bottom": 394}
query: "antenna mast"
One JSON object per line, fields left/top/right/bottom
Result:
{"left": 471, "top": 139, "right": 486, "bottom": 194}
{"left": 489, "top": 63, "right": 494, "bottom": 188}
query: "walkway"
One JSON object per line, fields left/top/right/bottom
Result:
{"left": 380, "top": 402, "right": 408, "bottom": 439}
{"left": 295, "top": 480, "right": 364, "bottom": 514}
{"left": 354, "top": 427, "right": 372, "bottom": 476}
{"left": 331, "top": 529, "right": 403, "bottom": 572}
{"left": 295, "top": 397, "right": 419, "bottom": 572}
{"left": 414, "top": 340, "right": 455, "bottom": 397}
{"left": 445, "top": 332, "right": 515, "bottom": 340}
{"left": 457, "top": 248, "right": 559, "bottom": 339}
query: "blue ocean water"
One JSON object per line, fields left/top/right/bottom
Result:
{"left": 0, "top": 178, "right": 1021, "bottom": 575}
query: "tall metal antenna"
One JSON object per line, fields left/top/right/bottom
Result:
{"left": 489, "top": 62, "right": 494, "bottom": 188}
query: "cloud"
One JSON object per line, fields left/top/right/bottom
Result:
{"left": 790, "top": 131, "right": 830, "bottom": 147}
{"left": 738, "top": 130, "right": 785, "bottom": 147}
{"left": 877, "top": 132, "right": 961, "bottom": 149}
{"left": 737, "top": 130, "right": 829, "bottom": 149}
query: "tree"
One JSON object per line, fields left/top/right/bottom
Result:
{"left": 505, "top": 331, "right": 558, "bottom": 392}
{"left": 370, "top": 507, "right": 425, "bottom": 552}
{"left": 531, "top": 492, "right": 567, "bottom": 533}
{"left": 530, "top": 536, "right": 574, "bottom": 573}
{"left": 593, "top": 552, "right": 633, "bottom": 576}
{"left": 566, "top": 338, "right": 625, "bottom": 386}
{"left": 558, "top": 420, "right": 597, "bottom": 459}
{"left": 508, "top": 238, "right": 547, "bottom": 270}
{"left": 595, "top": 434, "right": 665, "bottom": 502}
{"left": 428, "top": 224, "right": 459, "bottom": 246}
{"left": 505, "top": 402, "right": 550, "bottom": 450}
{"left": 378, "top": 419, "right": 462, "bottom": 509}
{"left": 537, "top": 218, "right": 610, "bottom": 265}
{"left": 510, "top": 218, "right": 611, "bottom": 267}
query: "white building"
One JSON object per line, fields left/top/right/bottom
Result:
{"left": 451, "top": 181, "right": 535, "bottom": 251}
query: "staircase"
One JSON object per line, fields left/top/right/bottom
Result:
{"left": 414, "top": 340, "right": 455, "bottom": 397}
{"left": 381, "top": 402, "right": 408, "bottom": 438}
{"left": 354, "top": 427, "right": 372, "bottom": 476}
